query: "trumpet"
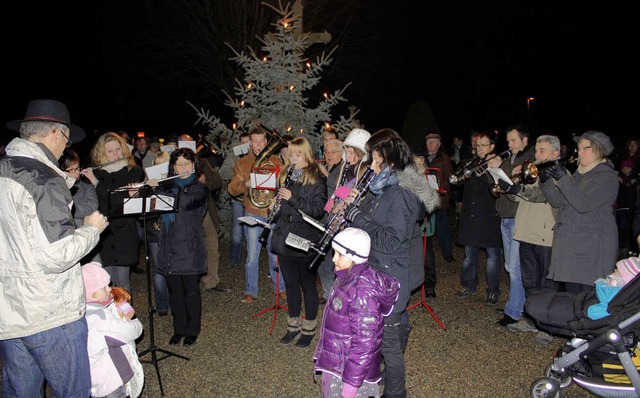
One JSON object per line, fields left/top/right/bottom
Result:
{"left": 449, "top": 150, "right": 511, "bottom": 185}
{"left": 258, "top": 165, "right": 296, "bottom": 245}
{"left": 488, "top": 156, "right": 579, "bottom": 198}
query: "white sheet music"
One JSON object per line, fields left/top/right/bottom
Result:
{"left": 487, "top": 167, "right": 514, "bottom": 185}
{"left": 123, "top": 195, "right": 174, "bottom": 214}
{"left": 427, "top": 175, "right": 439, "bottom": 190}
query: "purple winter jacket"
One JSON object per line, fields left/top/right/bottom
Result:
{"left": 313, "top": 262, "right": 399, "bottom": 388}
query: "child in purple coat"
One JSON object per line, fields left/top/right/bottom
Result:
{"left": 314, "top": 228, "right": 400, "bottom": 398}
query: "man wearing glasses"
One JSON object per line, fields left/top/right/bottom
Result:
{"left": 0, "top": 99, "right": 109, "bottom": 397}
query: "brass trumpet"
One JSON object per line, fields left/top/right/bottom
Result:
{"left": 489, "top": 157, "right": 578, "bottom": 198}
{"left": 449, "top": 150, "right": 511, "bottom": 185}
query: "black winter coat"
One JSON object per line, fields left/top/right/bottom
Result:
{"left": 456, "top": 172, "right": 502, "bottom": 248}
{"left": 156, "top": 179, "right": 209, "bottom": 276}
{"left": 95, "top": 166, "right": 145, "bottom": 266}
{"left": 350, "top": 184, "right": 425, "bottom": 313}
{"left": 271, "top": 174, "right": 327, "bottom": 258}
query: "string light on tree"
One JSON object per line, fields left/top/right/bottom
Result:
{"left": 188, "top": 0, "right": 359, "bottom": 154}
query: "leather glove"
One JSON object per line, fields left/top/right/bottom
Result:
{"left": 540, "top": 164, "right": 567, "bottom": 183}
{"left": 497, "top": 179, "right": 521, "bottom": 195}
{"left": 549, "top": 165, "right": 568, "bottom": 181}
{"left": 345, "top": 206, "right": 361, "bottom": 223}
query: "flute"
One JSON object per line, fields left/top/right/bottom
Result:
{"left": 112, "top": 172, "right": 195, "bottom": 192}
{"left": 91, "top": 156, "right": 132, "bottom": 170}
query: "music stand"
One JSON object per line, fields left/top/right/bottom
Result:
{"left": 115, "top": 185, "right": 190, "bottom": 396}
{"left": 252, "top": 257, "right": 289, "bottom": 335}
{"left": 406, "top": 168, "right": 446, "bottom": 331}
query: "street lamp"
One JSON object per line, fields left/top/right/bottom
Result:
{"left": 527, "top": 97, "right": 534, "bottom": 127}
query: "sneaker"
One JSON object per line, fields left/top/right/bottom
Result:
{"left": 507, "top": 318, "right": 538, "bottom": 333}
{"left": 496, "top": 315, "right": 519, "bottom": 327}
{"left": 455, "top": 287, "right": 476, "bottom": 299}
{"left": 486, "top": 292, "right": 499, "bottom": 306}
{"left": 535, "top": 331, "right": 554, "bottom": 345}
{"left": 425, "top": 287, "right": 436, "bottom": 298}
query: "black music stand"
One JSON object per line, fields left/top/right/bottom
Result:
{"left": 115, "top": 185, "right": 190, "bottom": 396}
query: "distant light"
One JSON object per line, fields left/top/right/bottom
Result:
{"left": 137, "top": 131, "right": 145, "bottom": 137}
{"left": 323, "top": 93, "right": 328, "bottom": 99}
{"left": 289, "top": 85, "right": 295, "bottom": 91}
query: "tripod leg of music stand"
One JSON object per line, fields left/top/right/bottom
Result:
{"left": 252, "top": 260, "right": 289, "bottom": 335}
{"left": 406, "top": 285, "right": 447, "bottom": 331}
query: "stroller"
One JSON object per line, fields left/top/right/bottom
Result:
{"left": 527, "top": 272, "right": 640, "bottom": 398}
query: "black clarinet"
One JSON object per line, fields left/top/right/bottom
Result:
{"left": 307, "top": 167, "right": 376, "bottom": 270}
{"left": 258, "top": 165, "right": 296, "bottom": 246}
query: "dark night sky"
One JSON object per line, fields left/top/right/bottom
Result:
{"left": 2, "top": 2, "right": 637, "bottom": 151}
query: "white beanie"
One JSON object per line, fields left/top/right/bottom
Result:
{"left": 332, "top": 227, "right": 371, "bottom": 264}
{"left": 343, "top": 128, "right": 371, "bottom": 162}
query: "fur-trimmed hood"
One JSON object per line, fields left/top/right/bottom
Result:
{"left": 397, "top": 165, "right": 440, "bottom": 213}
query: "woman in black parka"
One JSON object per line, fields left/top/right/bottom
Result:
{"left": 270, "top": 137, "right": 327, "bottom": 349}
{"left": 153, "top": 148, "right": 209, "bottom": 347}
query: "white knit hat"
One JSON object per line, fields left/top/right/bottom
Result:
{"left": 332, "top": 227, "right": 371, "bottom": 264}
{"left": 342, "top": 128, "right": 371, "bottom": 162}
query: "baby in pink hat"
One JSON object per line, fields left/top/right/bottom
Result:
{"left": 589, "top": 256, "right": 640, "bottom": 320}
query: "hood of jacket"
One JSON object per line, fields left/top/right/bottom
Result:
{"left": 397, "top": 165, "right": 440, "bottom": 212}
{"left": 6, "top": 138, "right": 76, "bottom": 189}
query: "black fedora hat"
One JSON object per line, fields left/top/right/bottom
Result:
{"left": 7, "top": 99, "right": 85, "bottom": 144}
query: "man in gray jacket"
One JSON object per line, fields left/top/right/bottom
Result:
{"left": 0, "top": 99, "right": 109, "bottom": 397}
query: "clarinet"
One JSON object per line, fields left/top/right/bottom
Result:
{"left": 258, "top": 165, "right": 296, "bottom": 246}
{"left": 307, "top": 167, "right": 376, "bottom": 270}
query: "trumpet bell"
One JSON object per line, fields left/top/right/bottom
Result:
{"left": 520, "top": 161, "right": 539, "bottom": 184}
{"left": 489, "top": 183, "right": 503, "bottom": 198}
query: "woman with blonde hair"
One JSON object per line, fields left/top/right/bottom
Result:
{"left": 81, "top": 132, "right": 145, "bottom": 291}
{"left": 270, "top": 137, "right": 327, "bottom": 348}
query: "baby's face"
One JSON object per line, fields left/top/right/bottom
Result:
{"left": 92, "top": 285, "right": 112, "bottom": 302}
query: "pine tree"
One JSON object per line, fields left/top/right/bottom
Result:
{"left": 188, "top": 0, "right": 358, "bottom": 153}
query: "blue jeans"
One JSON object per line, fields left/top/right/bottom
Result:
{"left": 0, "top": 317, "right": 91, "bottom": 398}
{"left": 230, "top": 200, "right": 245, "bottom": 265}
{"left": 434, "top": 208, "right": 453, "bottom": 258}
{"left": 243, "top": 215, "right": 285, "bottom": 298}
{"left": 149, "top": 241, "right": 169, "bottom": 313}
{"left": 501, "top": 218, "right": 525, "bottom": 320}
{"left": 460, "top": 245, "right": 501, "bottom": 295}
{"left": 316, "top": 247, "right": 336, "bottom": 300}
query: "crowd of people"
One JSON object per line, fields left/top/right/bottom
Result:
{"left": 0, "top": 98, "right": 636, "bottom": 398}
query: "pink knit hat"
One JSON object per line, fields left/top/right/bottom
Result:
{"left": 81, "top": 262, "right": 111, "bottom": 302}
{"left": 616, "top": 257, "right": 640, "bottom": 285}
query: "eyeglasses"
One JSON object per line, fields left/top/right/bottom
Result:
{"left": 476, "top": 143, "right": 492, "bottom": 148}
{"left": 577, "top": 145, "right": 592, "bottom": 151}
{"left": 65, "top": 166, "right": 80, "bottom": 173}
{"left": 60, "top": 129, "right": 71, "bottom": 148}
{"left": 325, "top": 150, "right": 342, "bottom": 154}
{"left": 174, "top": 162, "right": 193, "bottom": 168}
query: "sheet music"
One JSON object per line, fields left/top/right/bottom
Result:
{"left": 285, "top": 232, "right": 312, "bottom": 252}
{"left": 427, "top": 175, "right": 439, "bottom": 190}
{"left": 487, "top": 167, "right": 513, "bottom": 185}
{"left": 145, "top": 163, "right": 169, "bottom": 180}
{"left": 298, "top": 210, "right": 326, "bottom": 232}
{"left": 123, "top": 195, "right": 174, "bottom": 214}
{"left": 238, "top": 216, "right": 270, "bottom": 228}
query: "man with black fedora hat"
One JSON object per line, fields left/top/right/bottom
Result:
{"left": 0, "top": 99, "right": 110, "bottom": 397}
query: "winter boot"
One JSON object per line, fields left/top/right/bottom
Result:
{"left": 295, "top": 318, "right": 317, "bottom": 349}
{"left": 280, "top": 316, "right": 301, "bottom": 345}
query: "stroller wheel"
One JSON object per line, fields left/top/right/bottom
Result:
{"left": 531, "top": 378, "right": 560, "bottom": 398}
{"left": 544, "top": 365, "right": 572, "bottom": 389}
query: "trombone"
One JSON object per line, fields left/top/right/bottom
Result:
{"left": 489, "top": 157, "right": 579, "bottom": 198}
{"left": 449, "top": 149, "right": 510, "bottom": 185}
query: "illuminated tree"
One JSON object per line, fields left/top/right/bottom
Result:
{"left": 188, "top": 0, "right": 358, "bottom": 153}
